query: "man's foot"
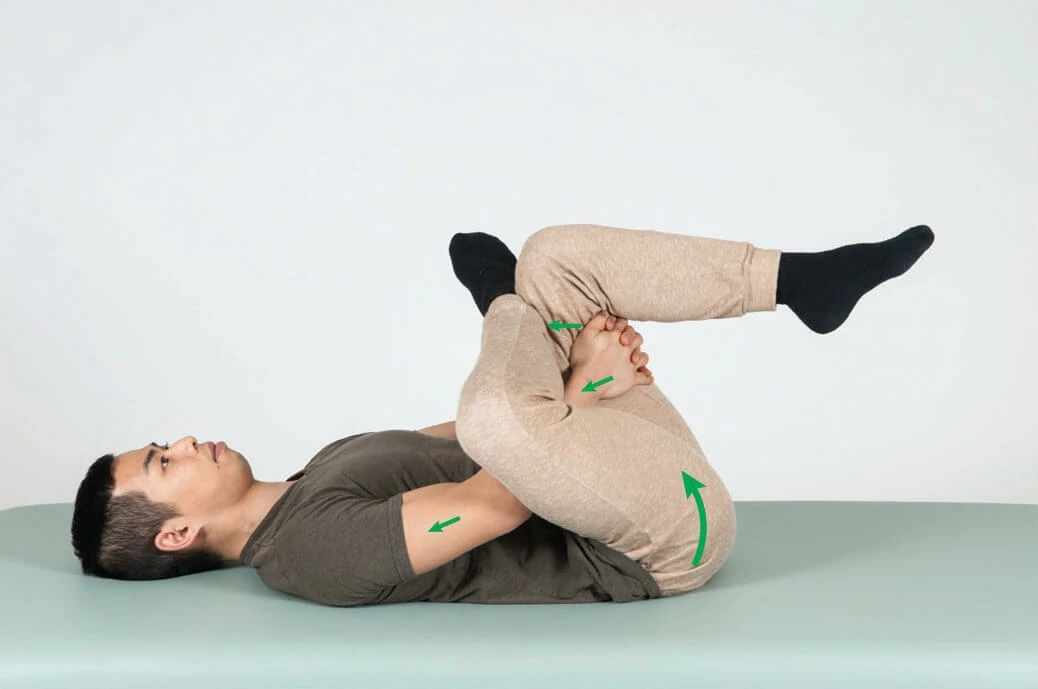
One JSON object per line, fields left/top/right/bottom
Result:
{"left": 776, "top": 225, "right": 935, "bottom": 334}
{"left": 449, "top": 232, "right": 518, "bottom": 316}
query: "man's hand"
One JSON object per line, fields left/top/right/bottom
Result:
{"left": 565, "top": 311, "right": 653, "bottom": 402}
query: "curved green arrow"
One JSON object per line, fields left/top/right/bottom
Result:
{"left": 682, "top": 471, "right": 707, "bottom": 567}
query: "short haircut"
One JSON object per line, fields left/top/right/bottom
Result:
{"left": 71, "top": 453, "right": 225, "bottom": 580}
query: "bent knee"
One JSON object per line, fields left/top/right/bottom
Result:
{"left": 516, "top": 225, "right": 584, "bottom": 293}
{"left": 521, "top": 224, "right": 583, "bottom": 255}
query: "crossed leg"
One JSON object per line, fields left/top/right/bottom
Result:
{"left": 454, "top": 223, "right": 782, "bottom": 596}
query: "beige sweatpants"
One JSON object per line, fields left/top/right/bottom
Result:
{"left": 455, "top": 224, "right": 781, "bottom": 597}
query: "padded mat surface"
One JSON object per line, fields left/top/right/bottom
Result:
{"left": 1, "top": 501, "right": 1035, "bottom": 689}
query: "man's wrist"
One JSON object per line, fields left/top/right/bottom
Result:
{"left": 563, "top": 367, "right": 605, "bottom": 407}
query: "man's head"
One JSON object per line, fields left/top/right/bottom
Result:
{"left": 71, "top": 436, "right": 255, "bottom": 580}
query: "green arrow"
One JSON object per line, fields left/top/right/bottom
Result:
{"left": 682, "top": 471, "right": 708, "bottom": 567}
{"left": 548, "top": 319, "right": 583, "bottom": 332}
{"left": 581, "top": 375, "right": 613, "bottom": 392}
{"left": 428, "top": 516, "right": 461, "bottom": 533}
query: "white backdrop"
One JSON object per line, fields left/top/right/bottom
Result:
{"left": 2, "top": 1, "right": 1035, "bottom": 511}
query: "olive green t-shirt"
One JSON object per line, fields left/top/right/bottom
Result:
{"left": 238, "top": 429, "right": 661, "bottom": 606}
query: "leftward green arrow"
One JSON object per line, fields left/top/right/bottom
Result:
{"left": 581, "top": 376, "right": 613, "bottom": 392}
{"left": 548, "top": 320, "right": 583, "bottom": 332}
{"left": 428, "top": 516, "right": 461, "bottom": 533}
{"left": 682, "top": 471, "right": 708, "bottom": 567}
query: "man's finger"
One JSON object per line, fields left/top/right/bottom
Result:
{"left": 588, "top": 311, "right": 610, "bottom": 330}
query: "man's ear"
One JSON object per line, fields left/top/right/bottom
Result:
{"left": 154, "top": 520, "right": 201, "bottom": 552}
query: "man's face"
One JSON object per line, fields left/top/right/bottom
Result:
{"left": 112, "top": 436, "right": 255, "bottom": 548}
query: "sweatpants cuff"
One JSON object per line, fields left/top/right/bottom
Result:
{"left": 748, "top": 247, "right": 782, "bottom": 313}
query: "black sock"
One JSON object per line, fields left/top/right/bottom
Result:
{"left": 776, "top": 225, "right": 935, "bottom": 334}
{"left": 449, "top": 232, "right": 517, "bottom": 316}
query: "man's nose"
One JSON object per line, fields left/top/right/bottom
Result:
{"left": 176, "top": 436, "right": 199, "bottom": 451}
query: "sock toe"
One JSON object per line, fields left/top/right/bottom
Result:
{"left": 889, "top": 224, "right": 935, "bottom": 277}
{"left": 905, "top": 224, "right": 935, "bottom": 249}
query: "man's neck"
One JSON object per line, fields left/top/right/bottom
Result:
{"left": 219, "top": 479, "right": 298, "bottom": 561}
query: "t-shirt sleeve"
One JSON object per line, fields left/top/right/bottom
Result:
{"left": 277, "top": 490, "right": 417, "bottom": 606}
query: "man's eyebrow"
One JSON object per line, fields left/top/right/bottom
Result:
{"left": 143, "top": 443, "right": 161, "bottom": 475}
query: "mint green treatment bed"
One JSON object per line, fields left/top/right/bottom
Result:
{"left": 2, "top": 501, "right": 1035, "bottom": 688}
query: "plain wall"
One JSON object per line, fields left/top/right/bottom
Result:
{"left": 1, "top": 0, "right": 1036, "bottom": 511}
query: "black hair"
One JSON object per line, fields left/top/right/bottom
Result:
{"left": 71, "top": 453, "right": 225, "bottom": 580}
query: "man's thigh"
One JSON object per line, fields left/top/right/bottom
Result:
{"left": 513, "top": 230, "right": 735, "bottom": 591}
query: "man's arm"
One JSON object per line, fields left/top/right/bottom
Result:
{"left": 400, "top": 468, "right": 531, "bottom": 577}
{"left": 403, "top": 381, "right": 607, "bottom": 577}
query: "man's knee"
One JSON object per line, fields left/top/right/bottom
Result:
{"left": 520, "top": 225, "right": 578, "bottom": 260}
{"left": 516, "top": 225, "right": 579, "bottom": 296}
{"left": 455, "top": 365, "right": 509, "bottom": 450}
{"left": 455, "top": 382, "right": 489, "bottom": 448}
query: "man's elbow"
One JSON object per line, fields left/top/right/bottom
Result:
{"left": 467, "top": 469, "right": 532, "bottom": 529}
{"left": 500, "top": 487, "right": 534, "bottom": 530}
{"left": 512, "top": 499, "right": 533, "bottom": 525}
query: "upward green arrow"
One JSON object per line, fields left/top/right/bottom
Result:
{"left": 682, "top": 471, "right": 708, "bottom": 567}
